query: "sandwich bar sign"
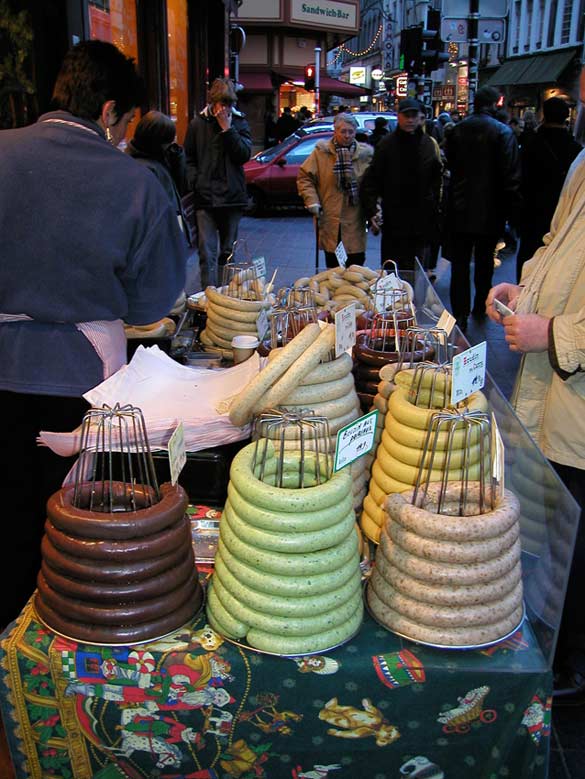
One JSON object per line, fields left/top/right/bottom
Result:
{"left": 290, "top": 0, "right": 359, "bottom": 31}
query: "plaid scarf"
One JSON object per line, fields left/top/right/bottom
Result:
{"left": 332, "top": 139, "right": 359, "bottom": 205}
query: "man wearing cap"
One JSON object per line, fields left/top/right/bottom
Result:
{"left": 443, "top": 85, "right": 521, "bottom": 332}
{"left": 360, "top": 97, "right": 443, "bottom": 272}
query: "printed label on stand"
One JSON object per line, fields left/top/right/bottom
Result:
{"left": 335, "top": 241, "right": 348, "bottom": 268}
{"left": 451, "top": 341, "right": 487, "bottom": 405}
{"left": 335, "top": 303, "right": 356, "bottom": 357}
{"left": 491, "top": 411, "right": 505, "bottom": 500}
{"left": 374, "top": 272, "right": 401, "bottom": 311}
{"left": 256, "top": 308, "right": 269, "bottom": 340}
{"left": 252, "top": 256, "right": 266, "bottom": 279}
{"left": 437, "top": 310, "right": 456, "bottom": 336}
{"left": 168, "top": 422, "right": 186, "bottom": 486}
{"left": 334, "top": 410, "right": 378, "bottom": 471}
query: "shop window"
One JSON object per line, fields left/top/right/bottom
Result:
{"left": 88, "top": 0, "right": 140, "bottom": 142}
{"left": 166, "top": 0, "right": 189, "bottom": 145}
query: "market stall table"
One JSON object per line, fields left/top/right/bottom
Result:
{"left": 0, "top": 594, "right": 551, "bottom": 779}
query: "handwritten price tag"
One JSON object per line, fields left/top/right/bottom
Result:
{"left": 335, "top": 303, "right": 356, "bottom": 357}
{"left": 252, "top": 256, "right": 266, "bottom": 279}
{"left": 168, "top": 422, "right": 186, "bottom": 486}
{"left": 334, "top": 410, "right": 378, "bottom": 471}
{"left": 335, "top": 241, "right": 348, "bottom": 268}
{"left": 451, "top": 341, "right": 487, "bottom": 405}
{"left": 256, "top": 308, "right": 269, "bottom": 340}
{"left": 374, "top": 272, "right": 402, "bottom": 311}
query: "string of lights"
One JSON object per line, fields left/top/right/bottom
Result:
{"left": 330, "top": 24, "right": 383, "bottom": 64}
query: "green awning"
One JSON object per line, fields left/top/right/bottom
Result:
{"left": 485, "top": 48, "right": 577, "bottom": 87}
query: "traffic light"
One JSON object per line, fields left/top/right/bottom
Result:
{"left": 399, "top": 26, "right": 423, "bottom": 76}
{"left": 421, "top": 9, "right": 450, "bottom": 73}
{"left": 304, "top": 63, "right": 315, "bottom": 91}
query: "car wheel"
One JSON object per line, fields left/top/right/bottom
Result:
{"left": 245, "top": 187, "right": 264, "bottom": 217}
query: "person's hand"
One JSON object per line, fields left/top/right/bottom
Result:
{"left": 307, "top": 203, "right": 322, "bottom": 217}
{"left": 503, "top": 313, "right": 550, "bottom": 353}
{"left": 486, "top": 282, "right": 521, "bottom": 323}
{"left": 214, "top": 105, "right": 233, "bottom": 132}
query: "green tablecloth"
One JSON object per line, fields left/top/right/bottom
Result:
{"left": 0, "top": 596, "right": 551, "bottom": 779}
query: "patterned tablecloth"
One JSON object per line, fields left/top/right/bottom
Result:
{"left": 0, "top": 595, "right": 551, "bottom": 779}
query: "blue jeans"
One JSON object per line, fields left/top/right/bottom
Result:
{"left": 196, "top": 207, "right": 243, "bottom": 288}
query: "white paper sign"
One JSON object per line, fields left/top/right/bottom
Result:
{"left": 451, "top": 341, "right": 487, "bottom": 405}
{"left": 334, "top": 410, "right": 378, "bottom": 471}
{"left": 253, "top": 255, "right": 266, "bottom": 279}
{"left": 491, "top": 411, "right": 505, "bottom": 500}
{"left": 335, "top": 241, "right": 348, "bottom": 268}
{"left": 374, "top": 272, "right": 402, "bottom": 311}
{"left": 335, "top": 303, "right": 356, "bottom": 357}
{"left": 168, "top": 421, "right": 186, "bottom": 485}
{"left": 256, "top": 308, "right": 269, "bottom": 340}
{"left": 437, "top": 310, "right": 456, "bottom": 336}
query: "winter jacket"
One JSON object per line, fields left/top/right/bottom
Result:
{"left": 360, "top": 127, "right": 443, "bottom": 242}
{"left": 512, "top": 150, "right": 585, "bottom": 469}
{"left": 184, "top": 106, "right": 252, "bottom": 210}
{"left": 519, "top": 125, "right": 582, "bottom": 233}
{"left": 445, "top": 108, "right": 522, "bottom": 235}
{"left": 297, "top": 138, "right": 373, "bottom": 253}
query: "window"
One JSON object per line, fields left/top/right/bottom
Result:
{"left": 561, "top": 0, "right": 572, "bottom": 43}
{"left": 547, "top": 0, "right": 558, "bottom": 47}
{"left": 167, "top": 0, "right": 189, "bottom": 144}
{"left": 284, "top": 135, "right": 327, "bottom": 164}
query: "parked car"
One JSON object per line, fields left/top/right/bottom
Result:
{"left": 244, "top": 130, "right": 333, "bottom": 215}
{"left": 302, "top": 111, "right": 398, "bottom": 137}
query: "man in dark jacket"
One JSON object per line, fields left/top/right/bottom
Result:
{"left": 360, "top": 98, "right": 443, "bottom": 272}
{"left": 444, "top": 86, "right": 522, "bottom": 331}
{"left": 516, "top": 97, "right": 582, "bottom": 280}
{"left": 274, "top": 107, "right": 300, "bottom": 143}
{"left": 184, "top": 78, "right": 252, "bottom": 288}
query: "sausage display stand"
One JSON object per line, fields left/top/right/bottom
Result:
{"left": 0, "top": 268, "right": 579, "bottom": 779}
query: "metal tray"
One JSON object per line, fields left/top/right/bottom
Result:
{"left": 364, "top": 580, "right": 526, "bottom": 651}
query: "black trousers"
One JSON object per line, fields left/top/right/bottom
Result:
{"left": 380, "top": 233, "right": 427, "bottom": 273}
{"left": 324, "top": 250, "right": 365, "bottom": 268}
{"left": 0, "top": 390, "right": 89, "bottom": 630}
{"left": 449, "top": 232, "right": 499, "bottom": 321}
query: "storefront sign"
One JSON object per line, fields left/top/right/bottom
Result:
{"left": 396, "top": 75, "right": 408, "bottom": 97}
{"left": 290, "top": 0, "right": 359, "bottom": 32}
{"left": 350, "top": 66, "right": 366, "bottom": 85}
{"left": 432, "top": 86, "right": 443, "bottom": 99}
{"left": 371, "top": 68, "right": 384, "bottom": 80}
{"left": 442, "top": 84, "right": 456, "bottom": 98}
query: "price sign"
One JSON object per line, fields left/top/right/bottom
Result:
{"left": 335, "top": 303, "right": 356, "bottom": 357}
{"left": 374, "top": 272, "right": 401, "bottom": 311}
{"left": 436, "top": 310, "right": 456, "bottom": 346}
{"left": 334, "top": 410, "right": 378, "bottom": 471}
{"left": 451, "top": 341, "right": 487, "bottom": 405}
{"left": 256, "top": 308, "right": 269, "bottom": 340}
{"left": 335, "top": 241, "right": 348, "bottom": 268}
{"left": 168, "top": 421, "right": 186, "bottom": 486}
{"left": 252, "top": 256, "right": 266, "bottom": 279}
{"left": 491, "top": 411, "right": 505, "bottom": 500}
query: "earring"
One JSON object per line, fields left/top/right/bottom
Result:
{"left": 105, "top": 126, "right": 114, "bottom": 144}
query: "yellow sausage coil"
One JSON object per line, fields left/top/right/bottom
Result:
{"left": 381, "top": 429, "right": 483, "bottom": 470}
{"left": 387, "top": 387, "right": 488, "bottom": 432}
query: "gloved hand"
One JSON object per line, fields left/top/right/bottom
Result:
{"left": 307, "top": 203, "right": 322, "bottom": 217}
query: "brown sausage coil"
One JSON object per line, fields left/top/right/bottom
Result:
{"left": 40, "top": 549, "right": 195, "bottom": 602}
{"left": 44, "top": 515, "right": 191, "bottom": 561}
{"left": 37, "top": 570, "right": 197, "bottom": 625}
{"left": 354, "top": 332, "right": 433, "bottom": 367}
{"left": 34, "top": 588, "right": 203, "bottom": 644}
{"left": 40, "top": 534, "right": 188, "bottom": 582}
{"left": 47, "top": 482, "right": 188, "bottom": 540}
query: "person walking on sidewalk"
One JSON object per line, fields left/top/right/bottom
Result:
{"left": 516, "top": 97, "right": 582, "bottom": 281}
{"left": 184, "top": 78, "right": 252, "bottom": 288}
{"left": 360, "top": 97, "right": 443, "bottom": 273}
{"left": 486, "top": 143, "right": 585, "bottom": 695}
{"left": 444, "top": 86, "right": 521, "bottom": 332}
{"left": 297, "top": 112, "right": 373, "bottom": 268}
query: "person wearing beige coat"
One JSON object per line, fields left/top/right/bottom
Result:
{"left": 297, "top": 113, "right": 373, "bottom": 267}
{"left": 487, "top": 146, "right": 585, "bottom": 695}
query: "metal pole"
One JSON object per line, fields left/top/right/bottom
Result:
{"left": 315, "top": 46, "right": 321, "bottom": 116}
{"left": 467, "top": 0, "right": 479, "bottom": 113}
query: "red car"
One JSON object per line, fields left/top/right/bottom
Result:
{"left": 244, "top": 131, "right": 333, "bottom": 215}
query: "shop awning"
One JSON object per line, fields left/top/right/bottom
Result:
{"left": 485, "top": 48, "right": 577, "bottom": 87}
{"left": 239, "top": 72, "right": 275, "bottom": 94}
{"left": 272, "top": 67, "right": 370, "bottom": 96}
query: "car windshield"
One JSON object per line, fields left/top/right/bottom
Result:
{"left": 254, "top": 137, "right": 298, "bottom": 163}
